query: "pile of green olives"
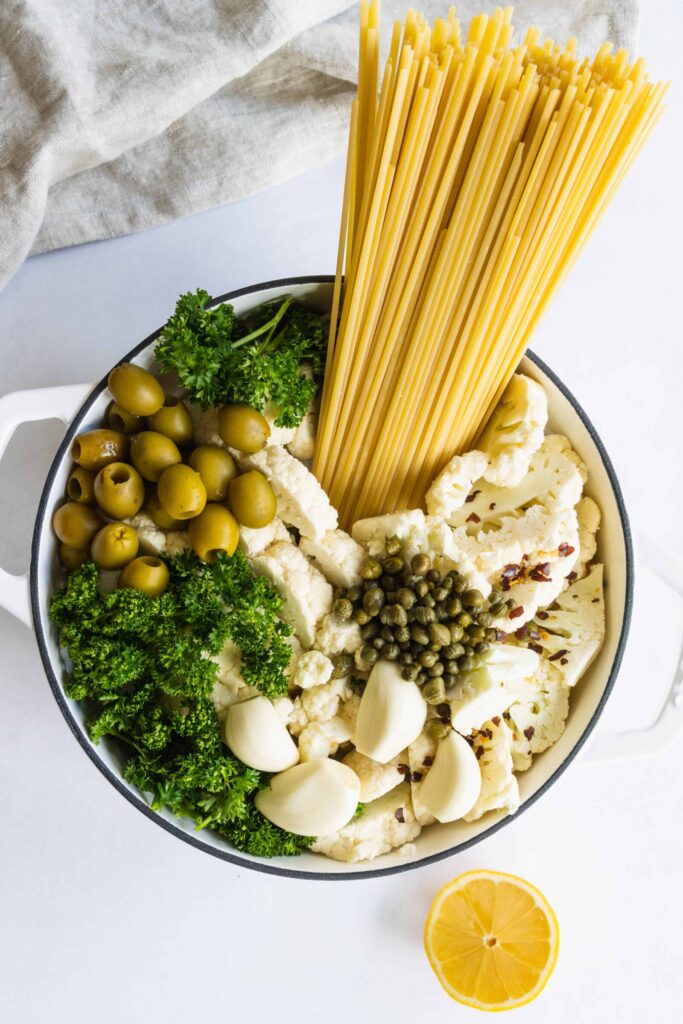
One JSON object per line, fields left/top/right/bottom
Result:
{"left": 53, "top": 362, "right": 280, "bottom": 589}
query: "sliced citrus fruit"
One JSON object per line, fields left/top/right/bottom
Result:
{"left": 424, "top": 870, "right": 559, "bottom": 1012}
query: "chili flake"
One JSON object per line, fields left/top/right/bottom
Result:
{"left": 508, "top": 606, "right": 524, "bottom": 619}
{"left": 558, "top": 542, "right": 575, "bottom": 557}
{"left": 548, "top": 649, "right": 568, "bottom": 662}
{"left": 395, "top": 807, "right": 405, "bottom": 823}
{"left": 465, "top": 490, "right": 481, "bottom": 504}
{"left": 466, "top": 512, "right": 481, "bottom": 524}
{"left": 523, "top": 726, "right": 535, "bottom": 741}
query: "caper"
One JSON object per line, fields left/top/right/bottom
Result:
{"left": 333, "top": 598, "right": 354, "bottom": 621}
{"left": 363, "top": 588, "right": 385, "bottom": 615}
{"left": 130, "top": 431, "right": 181, "bottom": 483}
{"left": 477, "top": 612, "right": 493, "bottom": 628}
{"left": 347, "top": 585, "right": 363, "bottom": 603}
{"left": 468, "top": 625, "right": 486, "bottom": 642}
{"left": 457, "top": 611, "right": 472, "bottom": 628}
{"left": 218, "top": 403, "right": 270, "bottom": 453}
{"left": 94, "top": 462, "right": 145, "bottom": 520}
{"left": 395, "top": 626, "right": 410, "bottom": 644}
{"left": 441, "top": 576, "right": 454, "bottom": 592}
{"left": 91, "top": 522, "right": 139, "bottom": 570}
{"left": 427, "top": 662, "right": 445, "bottom": 678}
{"left": 331, "top": 652, "right": 354, "bottom": 678}
{"left": 58, "top": 543, "right": 89, "bottom": 571}
{"left": 385, "top": 535, "right": 402, "bottom": 556}
{"left": 53, "top": 502, "right": 102, "bottom": 549}
{"left": 423, "top": 678, "right": 446, "bottom": 704}
{"left": 436, "top": 703, "right": 451, "bottom": 718}
{"left": 429, "top": 622, "right": 452, "bottom": 648}
{"left": 411, "top": 553, "right": 431, "bottom": 575}
{"left": 67, "top": 467, "right": 96, "bottom": 504}
{"left": 148, "top": 396, "right": 194, "bottom": 446}
{"left": 434, "top": 603, "right": 448, "bottom": 622}
{"left": 463, "top": 644, "right": 475, "bottom": 657}
{"left": 415, "top": 579, "right": 429, "bottom": 598}
{"left": 420, "top": 594, "right": 436, "bottom": 609}
{"left": 395, "top": 587, "right": 416, "bottom": 609}
{"left": 108, "top": 363, "right": 165, "bottom": 417}
{"left": 414, "top": 605, "right": 435, "bottom": 626}
{"left": 354, "top": 609, "right": 370, "bottom": 625}
{"left": 391, "top": 605, "right": 408, "bottom": 627}
{"left": 485, "top": 628, "right": 498, "bottom": 642}
{"left": 71, "top": 429, "right": 129, "bottom": 471}
{"left": 379, "top": 606, "right": 393, "bottom": 626}
{"left": 489, "top": 589, "right": 505, "bottom": 605}
{"left": 459, "top": 655, "right": 476, "bottom": 672}
{"left": 489, "top": 601, "right": 506, "bottom": 616}
{"left": 360, "top": 644, "right": 379, "bottom": 665}
{"left": 384, "top": 644, "right": 400, "bottom": 661}
{"left": 452, "top": 577, "right": 467, "bottom": 594}
{"left": 188, "top": 446, "right": 237, "bottom": 502}
{"left": 426, "top": 580, "right": 435, "bottom": 592}
{"left": 443, "top": 672, "right": 458, "bottom": 688}
{"left": 445, "top": 660, "right": 460, "bottom": 675}
{"left": 107, "top": 402, "right": 145, "bottom": 435}
{"left": 425, "top": 718, "right": 451, "bottom": 741}
{"left": 360, "top": 621, "right": 380, "bottom": 640}
{"left": 445, "top": 597, "right": 462, "bottom": 616}
{"left": 401, "top": 665, "right": 420, "bottom": 682}
{"left": 399, "top": 652, "right": 414, "bottom": 666}
{"left": 380, "top": 574, "right": 394, "bottom": 590}
{"left": 410, "top": 624, "right": 430, "bottom": 645}
{"left": 157, "top": 464, "right": 207, "bottom": 520}
{"left": 449, "top": 623, "right": 464, "bottom": 643}
{"left": 426, "top": 569, "right": 440, "bottom": 583}
{"left": 475, "top": 641, "right": 491, "bottom": 654}
{"left": 118, "top": 555, "right": 170, "bottom": 597}
{"left": 416, "top": 670, "right": 428, "bottom": 684}
{"left": 418, "top": 650, "right": 437, "bottom": 668}
{"left": 383, "top": 556, "right": 404, "bottom": 575}
{"left": 372, "top": 637, "right": 385, "bottom": 651}
{"left": 443, "top": 642, "right": 465, "bottom": 660}
{"left": 463, "top": 589, "right": 485, "bottom": 608}
{"left": 361, "top": 558, "right": 382, "bottom": 580}
{"left": 385, "top": 590, "right": 397, "bottom": 604}
{"left": 433, "top": 586, "right": 449, "bottom": 602}
{"left": 144, "top": 491, "right": 183, "bottom": 531}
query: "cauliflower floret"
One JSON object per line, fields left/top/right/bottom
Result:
{"left": 575, "top": 496, "right": 601, "bottom": 578}
{"left": 283, "top": 634, "right": 303, "bottom": 683}
{"left": 188, "top": 406, "right": 225, "bottom": 448}
{"left": 447, "top": 645, "right": 540, "bottom": 734}
{"left": 407, "top": 730, "right": 438, "bottom": 825}
{"left": 311, "top": 782, "right": 421, "bottom": 863}
{"left": 263, "top": 402, "right": 297, "bottom": 446}
{"left": 338, "top": 691, "right": 362, "bottom": 732}
{"left": 291, "top": 650, "right": 334, "bottom": 690}
{"left": 287, "top": 402, "right": 318, "bottom": 460}
{"left": 447, "top": 437, "right": 585, "bottom": 531}
{"left": 352, "top": 509, "right": 426, "bottom": 556}
{"left": 479, "top": 374, "right": 548, "bottom": 487}
{"left": 300, "top": 529, "right": 366, "bottom": 588}
{"left": 298, "top": 717, "right": 352, "bottom": 761}
{"left": 126, "top": 511, "right": 167, "bottom": 555}
{"left": 506, "top": 661, "right": 570, "bottom": 770}
{"left": 250, "top": 541, "right": 332, "bottom": 647}
{"left": 425, "top": 450, "right": 490, "bottom": 520}
{"left": 542, "top": 434, "right": 588, "bottom": 483}
{"left": 343, "top": 750, "right": 407, "bottom": 802}
{"left": 212, "top": 638, "right": 244, "bottom": 691}
{"left": 165, "top": 530, "right": 191, "bottom": 556}
{"left": 272, "top": 695, "right": 295, "bottom": 726}
{"left": 288, "top": 677, "right": 350, "bottom": 736}
{"left": 240, "top": 445, "right": 337, "bottom": 540}
{"left": 464, "top": 720, "right": 520, "bottom": 822}
{"left": 238, "top": 517, "right": 292, "bottom": 558}
{"left": 534, "top": 564, "right": 605, "bottom": 687}
{"left": 314, "top": 614, "right": 362, "bottom": 656}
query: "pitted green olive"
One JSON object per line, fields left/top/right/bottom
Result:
{"left": 228, "top": 470, "right": 276, "bottom": 528}
{"left": 144, "top": 491, "right": 183, "bottom": 530}
{"left": 130, "top": 430, "right": 181, "bottom": 482}
{"left": 58, "top": 543, "right": 89, "bottom": 571}
{"left": 93, "top": 462, "right": 145, "bottom": 519}
{"left": 188, "top": 445, "right": 237, "bottom": 502}
{"left": 71, "top": 430, "right": 128, "bottom": 471}
{"left": 188, "top": 504, "right": 239, "bottom": 562}
{"left": 107, "top": 402, "right": 145, "bottom": 434}
{"left": 157, "top": 464, "right": 207, "bottom": 520}
{"left": 118, "top": 555, "right": 170, "bottom": 597}
{"left": 90, "top": 523, "right": 139, "bottom": 569}
{"left": 148, "top": 396, "right": 194, "bottom": 446}
{"left": 218, "top": 404, "right": 270, "bottom": 453}
{"left": 53, "top": 502, "right": 102, "bottom": 548}
{"left": 108, "top": 363, "right": 165, "bottom": 417}
{"left": 67, "top": 466, "right": 96, "bottom": 504}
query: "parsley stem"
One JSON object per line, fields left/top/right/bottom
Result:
{"left": 231, "top": 296, "right": 294, "bottom": 351}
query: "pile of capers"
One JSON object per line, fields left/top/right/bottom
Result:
{"left": 332, "top": 539, "right": 503, "bottom": 709}
{"left": 52, "top": 362, "right": 278, "bottom": 595}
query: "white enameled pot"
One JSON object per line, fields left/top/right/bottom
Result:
{"left": 1, "top": 276, "right": 681, "bottom": 879}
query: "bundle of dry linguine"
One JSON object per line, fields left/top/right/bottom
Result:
{"left": 313, "top": 3, "right": 666, "bottom": 524}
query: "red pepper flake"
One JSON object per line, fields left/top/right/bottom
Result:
{"left": 502, "top": 711, "right": 511, "bottom": 721}
{"left": 395, "top": 807, "right": 405, "bottom": 823}
{"left": 489, "top": 502, "right": 496, "bottom": 510}
{"left": 529, "top": 643, "right": 543, "bottom": 655}
{"left": 466, "top": 512, "right": 481, "bottom": 524}
{"left": 491, "top": 716, "right": 501, "bottom": 726}
{"left": 514, "top": 626, "right": 527, "bottom": 640}
{"left": 566, "top": 571, "right": 578, "bottom": 582}
{"left": 523, "top": 726, "right": 535, "bottom": 741}
{"left": 592, "top": 597, "right": 600, "bottom": 603}
{"left": 508, "top": 606, "right": 524, "bottom": 619}
{"left": 465, "top": 490, "right": 481, "bottom": 504}
{"left": 501, "top": 563, "right": 523, "bottom": 580}
{"left": 423, "top": 756, "right": 434, "bottom": 767}
{"left": 482, "top": 728, "right": 493, "bottom": 740}
{"left": 549, "top": 649, "right": 568, "bottom": 662}
{"left": 558, "top": 542, "right": 575, "bottom": 557}
{"left": 496, "top": 630, "right": 508, "bottom": 642}
{"left": 560, "top": 658, "right": 569, "bottom": 665}
{"left": 397, "top": 763, "right": 410, "bottom": 777}
{"left": 411, "top": 771, "right": 423, "bottom": 783}
{"left": 537, "top": 610, "right": 549, "bottom": 620}
{"left": 528, "top": 628, "right": 541, "bottom": 640}
{"left": 475, "top": 746, "right": 485, "bottom": 760}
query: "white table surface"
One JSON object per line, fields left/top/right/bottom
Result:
{"left": 2, "top": 4, "right": 682, "bottom": 1021}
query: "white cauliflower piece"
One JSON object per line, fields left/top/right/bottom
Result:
{"left": 272, "top": 696, "right": 295, "bottom": 726}
{"left": 311, "top": 783, "right": 421, "bottom": 863}
{"left": 126, "top": 511, "right": 167, "bottom": 555}
{"left": 343, "top": 750, "right": 407, "bottom": 803}
{"left": 188, "top": 406, "right": 225, "bottom": 448}
{"left": 263, "top": 402, "right": 297, "bottom": 446}
{"left": 506, "top": 661, "right": 570, "bottom": 770}
{"left": 298, "top": 717, "right": 352, "bottom": 761}
{"left": 575, "top": 496, "right": 601, "bottom": 578}
{"left": 464, "top": 720, "right": 520, "bottom": 822}
{"left": 238, "top": 517, "right": 292, "bottom": 558}
{"left": 542, "top": 434, "right": 588, "bottom": 483}
{"left": 165, "top": 530, "right": 191, "bottom": 556}
{"left": 534, "top": 565, "right": 605, "bottom": 687}
{"left": 212, "top": 639, "right": 244, "bottom": 691}
{"left": 338, "top": 691, "right": 362, "bottom": 733}
{"left": 447, "top": 645, "right": 540, "bottom": 734}
{"left": 283, "top": 634, "right": 303, "bottom": 683}
{"left": 447, "top": 437, "right": 584, "bottom": 531}
{"left": 407, "top": 730, "right": 438, "bottom": 826}
{"left": 479, "top": 374, "right": 548, "bottom": 487}
{"left": 314, "top": 614, "right": 362, "bottom": 656}
{"left": 287, "top": 402, "right": 317, "bottom": 460}
{"left": 250, "top": 541, "right": 332, "bottom": 647}
{"left": 300, "top": 529, "right": 366, "bottom": 589}
{"left": 288, "top": 678, "right": 350, "bottom": 736}
{"left": 425, "top": 450, "right": 490, "bottom": 520}
{"left": 240, "top": 445, "right": 337, "bottom": 540}
{"left": 352, "top": 509, "right": 425, "bottom": 556}
{"left": 291, "top": 650, "right": 334, "bottom": 690}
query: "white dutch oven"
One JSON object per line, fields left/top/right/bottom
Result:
{"left": 1, "top": 277, "right": 681, "bottom": 879}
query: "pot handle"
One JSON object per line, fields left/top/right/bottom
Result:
{"left": 0, "top": 383, "right": 95, "bottom": 629}
{"left": 583, "top": 533, "right": 683, "bottom": 763}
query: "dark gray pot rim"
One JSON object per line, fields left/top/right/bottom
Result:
{"left": 30, "top": 275, "right": 634, "bottom": 881}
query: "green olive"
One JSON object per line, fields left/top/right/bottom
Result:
{"left": 157, "top": 464, "right": 207, "bottom": 520}
{"left": 58, "top": 543, "right": 89, "bottom": 571}
{"left": 71, "top": 429, "right": 128, "bottom": 471}
{"left": 188, "top": 445, "right": 237, "bottom": 502}
{"left": 129, "top": 431, "right": 181, "bottom": 482}
{"left": 228, "top": 470, "right": 276, "bottom": 528}
{"left": 148, "top": 396, "right": 194, "bottom": 446}
{"left": 188, "top": 504, "right": 239, "bottom": 562}
{"left": 53, "top": 502, "right": 102, "bottom": 548}
{"left": 93, "top": 462, "right": 145, "bottom": 519}
{"left": 108, "top": 363, "right": 165, "bottom": 417}
{"left": 66, "top": 466, "right": 96, "bottom": 504}
{"left": 107, "top": 402, "right": 145, "bottom": 434}
{"left": 90, "top": 523, "right": 139, "bottom": 569}
{"left": 144, "top": 491, "right": 183, "bottom": 530}
{"left": 118, "top": 555, "right": 170, "bottom": 597}
{"left": 218, "top": 404, "right": 270, "bottom": 452}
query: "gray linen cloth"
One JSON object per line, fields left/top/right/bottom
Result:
{"left": 0, "top": 1, "right": 639, "bottom": 290}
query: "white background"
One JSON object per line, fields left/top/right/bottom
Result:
{"left": 1, "top": 2, "right": 682, "bottom": 1021}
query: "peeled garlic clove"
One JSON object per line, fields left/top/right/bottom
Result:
{"left": 255, "top": 758, "right": 360, "bottom": 837}
{"left": 355, "top": 661, "right": 427, "bottom": 764}
{"left": 418, "top": 729, "right": 481, "bottom": 823}
{"left": 225, "top": 696, "right": 299, "bottom": 772}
